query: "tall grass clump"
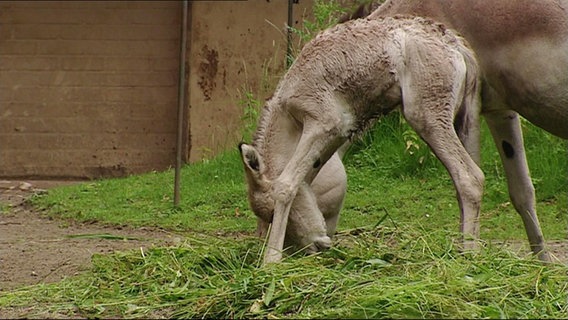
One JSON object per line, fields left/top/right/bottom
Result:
{"left": 344, "top": 112, "right": 443, "bottom": 179}
{"left": 343, "top": 113, "right": 567, "bottom": 202}
{"left": 292, "top": 0, "right": 349, "bottom": 44}
{"left": 239, "top": 90, "right": 263, "bottom": 142}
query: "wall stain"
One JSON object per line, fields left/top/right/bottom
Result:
{"left": 197, "top": 45, "right": 219, "bottom": 101}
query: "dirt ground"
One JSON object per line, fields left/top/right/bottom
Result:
{"left": 0, "top": 180, "right": 183, "bottom": 292}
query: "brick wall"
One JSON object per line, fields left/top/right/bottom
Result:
{"left": 0, "top": 1, "right": 181, "bottom": 178}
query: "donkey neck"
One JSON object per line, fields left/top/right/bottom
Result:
{"left": 252, "top": 98, "right": 302, "bottom": 180}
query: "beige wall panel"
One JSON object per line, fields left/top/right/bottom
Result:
{"left": 0, "top": 0, "right": 314, "bottom": 178}
{"left": 187, "top": 0, "right": 313, "bottom": 161}
{"left": 0, "top": 1, "right": 181, "bottom": 178}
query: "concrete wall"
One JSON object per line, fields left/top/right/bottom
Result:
{"left": 0, "top": 1, "right": 181, "bottom": 178}
{"left": 187, "top": 0, "right": 313, "bottom": 161}
{"left": 0, "top": 0, "right": 313, "bottom": 178}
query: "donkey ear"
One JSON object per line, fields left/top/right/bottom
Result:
{"left": 238, "top": 142, "right": 263, "bottom": 173}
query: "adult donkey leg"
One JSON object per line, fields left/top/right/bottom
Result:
{"left": 264, "top": 105, "right": 346, "bottom": 264}
{"left": 483, "top": 109, "right": 551, "bottom": 262}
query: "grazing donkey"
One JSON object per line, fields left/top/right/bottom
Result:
{"left": 240, "top": 16, "right": 483, "bottom": 264}
{"left": 343, "top": 0, "right": 568, "bottom": 262}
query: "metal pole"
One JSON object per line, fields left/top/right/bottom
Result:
{"left": 174, "top": 0, "right": 188, "bottom": 207}
{"left": 286, "top": 0, "right": 294, "bottom": 68}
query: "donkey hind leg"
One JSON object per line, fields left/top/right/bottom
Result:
{"left": 264, "top": 112, "right": 346, "bottom": 264}
{"left": 403, "top": 102, "right": 485, "bottom": 251}
{"left": 454, "top": 84, "right": 482, "bottom": 166}
{"left": 484, "top": 110, "right": 550, "bottom": 262}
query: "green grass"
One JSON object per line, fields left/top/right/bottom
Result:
{"left": 31, "top": 151, "right": 256, "bottom": 234}
{"left": 1, "top": 112, "right": 565, "bottom": 318}
{"left": 1, "top": 227, "right": 566, "bottom": 319}
{"left": 29, "top": 113, "right": 566, "bottom": 241}
{"left": 342, "top": 113, "right": 567, "bottom": 241}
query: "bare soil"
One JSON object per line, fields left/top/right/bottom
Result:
{"left": 0, "top": 180, "right": 182, "bottom": 292}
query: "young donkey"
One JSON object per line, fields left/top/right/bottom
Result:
{"left": 240, "top": 16, "right": 483, "bottom": 264}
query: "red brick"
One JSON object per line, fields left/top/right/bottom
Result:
{"left": 11, "top": 24, "right": 61, "bottom": 40}
{"left": 104, "top": 57, "right": 152, "bottom": 71}
{"left": 2, "top": 71, "right": 70, "bottom": 87}
{"left": 72, "top": 25, "right": 180, "bottom": 41}
{"left": 104, "top": 1, "right": 179, "bottom": 10}
{"left": 152, "top": 58, "right": 179, "bottom": 71}
{"left": 1, "top": 132, "right": 175, "bottom": 150}
{"left": 4, "top": 8, "right": 106, "bottom": 25}
{"left": 105, "top": 87, "right": 177, "bottom": 104}
{"left": 0, "top": 117, "right": 176, "bottom": 134}
{"left": 12, "top": 87, "right": 55, "bottom": 103}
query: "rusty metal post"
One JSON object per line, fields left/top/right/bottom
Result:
{"left": 286, "top": 0, "right": 296, "bottom": 68}
{"left": 174, "top": 0, "right": 188, "bottom": 207}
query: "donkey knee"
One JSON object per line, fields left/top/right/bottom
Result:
{"left": 271, "top": 178, "right": 296, "bottom": 203}
{"left": 459, "top": 168, "right": 485, "bottom": 208}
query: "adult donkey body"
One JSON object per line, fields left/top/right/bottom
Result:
{"left": 357, "top": 0, "right": 568, "bottom": 262}
{"left": 241, "top": 16, "right": 483, "bottom": 264}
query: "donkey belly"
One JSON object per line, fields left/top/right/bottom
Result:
{"left": 482, "top": 38, "right": 568, "bottom": 138}
{"left": 312, "top": 153, "right": 347, "bottom": 221}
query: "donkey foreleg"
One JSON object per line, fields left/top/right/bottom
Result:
{"left": 264, "top": 113, "right": 346, "bottom": 264}
{"left": 264, "top": 199, "right": 294, "bottom": 264}
{"left": 484, "top": 110, "right": 550, "bottom": 262}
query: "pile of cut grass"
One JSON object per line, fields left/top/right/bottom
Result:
{"left": 2, "top": 225, "right": 566, "bottom": 318}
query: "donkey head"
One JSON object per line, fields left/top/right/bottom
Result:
{"left": 239, "top": 142, "right": 336, "bottom": 254}
{"left": 238, "top": 142, "right": 275, "bottom": 223}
